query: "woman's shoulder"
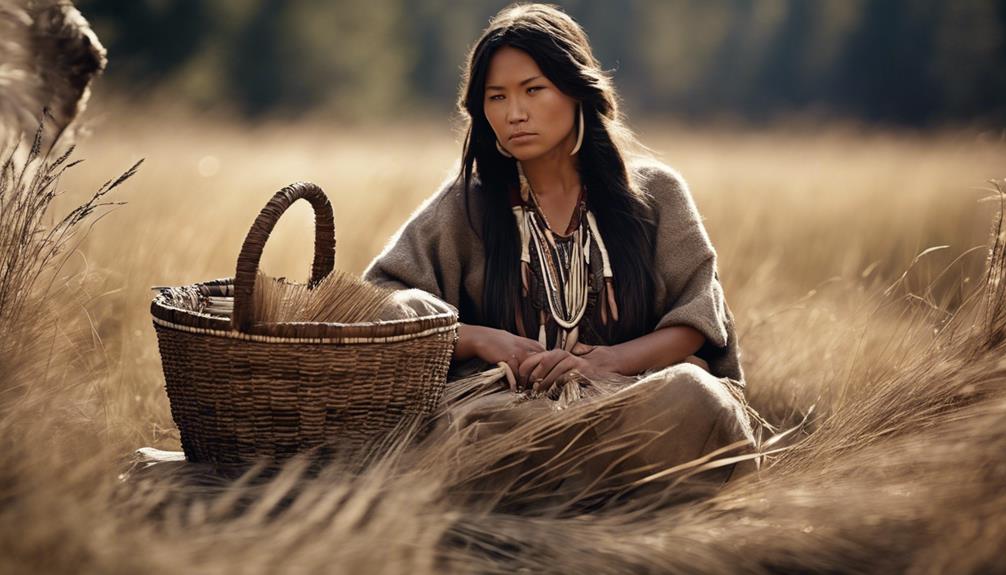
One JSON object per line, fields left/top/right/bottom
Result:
{"left": 625, "top": 156, "right": 697, "bottom": 217}
{"left": 411, "top": 170, "right": 468, "bottom": 219}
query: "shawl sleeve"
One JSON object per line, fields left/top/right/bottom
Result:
{"left": 635, "top": 160, "right": 745, "bottom": 384}
{"left": 362, "top": 175, "right": 481, "bottom": 319}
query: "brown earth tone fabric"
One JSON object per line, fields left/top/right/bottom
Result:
{"left": 426, "top": 363, "right": 757, "bottom": 499}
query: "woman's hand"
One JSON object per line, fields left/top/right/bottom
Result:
{"left": 682, "top": 354, "right": 709, "bottom": 372}
{"left": 517, "top": 342, "right": 620, "bottom": 393}
{"left": 455, "top": 324, "right": 545, "bottom": 391}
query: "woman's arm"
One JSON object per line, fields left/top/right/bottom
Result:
{"left": 601, "top": 324, "right": 705, "bottom": 375}
{"left": 456, "top": 323, "right": 545, "bottom": 391}
{"left": 455, "top": 324, "right": 544, "bottom": 361}
{"left": 517, "top": 325, "right": 705, "bottom": 392}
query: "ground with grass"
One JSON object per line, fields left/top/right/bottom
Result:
{"left": 2, "top": 108, "right": 1004, "bottom": 573}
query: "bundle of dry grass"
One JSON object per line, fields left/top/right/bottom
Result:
{"left": 252, "top": 269, "right": 392, "bottom": 324}
{"left": 252, "top": 269, "right": 455, "bottom": 325}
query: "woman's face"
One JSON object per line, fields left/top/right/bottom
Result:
{"left": 484, "top": 45, "right": 579, "bottom": 161}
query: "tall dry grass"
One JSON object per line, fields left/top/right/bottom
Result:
{"left": 0, "top": 115, "right": 138, "bottom": 333}
{"left": 1, "top": 106, "right": 1005, "bottom": 573}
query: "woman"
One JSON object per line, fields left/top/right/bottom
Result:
{"left": 365, "top": 4, "right": 760, "bottom": 497}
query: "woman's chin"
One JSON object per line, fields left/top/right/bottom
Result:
{"left": 511, "top": 148, "right": 547, "bottom": 162}
{"left": 510, "top": 141, "right": 574, "bottom": 163}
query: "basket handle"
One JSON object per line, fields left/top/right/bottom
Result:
{"left": 232, "top": 182, "right": 335, "bottom": 331}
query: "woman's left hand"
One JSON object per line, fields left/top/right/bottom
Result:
{"left": 517, "top": 343, "right": 620, "bottom": 393}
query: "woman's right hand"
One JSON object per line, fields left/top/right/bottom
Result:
{"left": 454, "top": 324, "right": 545, "bottom": 391}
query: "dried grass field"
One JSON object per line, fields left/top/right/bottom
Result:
{"left": 2, "top": 109, "right": 1005, "bottom": 573}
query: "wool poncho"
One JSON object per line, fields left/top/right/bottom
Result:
{"left": 363, "top": 157, "right": 746, "bottom": 386}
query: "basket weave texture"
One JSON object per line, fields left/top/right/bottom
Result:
{"left": 151, "top": 183, "right": 458, "bottom": 467}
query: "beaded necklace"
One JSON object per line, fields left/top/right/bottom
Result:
{"left": 511, "top": 164, "right": 618, "bottom": 351}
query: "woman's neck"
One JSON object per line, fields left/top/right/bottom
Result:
{"left": 519, "top": 150, "right": 581, "bottom": 200}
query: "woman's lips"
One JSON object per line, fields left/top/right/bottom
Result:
{"left": 509, "top": 132, "right": 537, "bottom": 143}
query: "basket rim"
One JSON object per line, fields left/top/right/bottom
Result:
{"left": 151, "top": 314, "right": 458, "bottom": 344}
{"left": 150, "top": 277, "right": 459, "bottom": 344}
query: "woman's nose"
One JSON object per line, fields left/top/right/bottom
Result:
{"left": 506, "top": 99, "right": 528, "bottom": 124}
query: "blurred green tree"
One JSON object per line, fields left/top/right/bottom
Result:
{"left": 75, "top": 0, "right": 1006, "bottom": 125}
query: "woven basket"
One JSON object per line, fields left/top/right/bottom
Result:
{"left": 151, "top": 182, "right": 458, "bottom": 468}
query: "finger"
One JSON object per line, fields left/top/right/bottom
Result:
{"left": 530, "top": 350, "right": 565, "bottom": 387}
{"left": 507, "top": 357, "right": 524, "bottom": 389}
{"left": 571, "top": 342, "right": 595, "bottom": 356}
{"left": 527, "top": 352, "right": 554, "bottom": 384}
{"left": 518, "top": 352, "right": 545, "bottom": 388}
{"left": 496, "top": 361, "right": 517, "bottom": 392}
{"left": 515, "top": 345, "right": 540, "bottom": 364}
{"left": 684, "top": 355, "right": 709, "bottom": 372}
{"left": 536, "top": 355, "right": 579, "bottom": 392}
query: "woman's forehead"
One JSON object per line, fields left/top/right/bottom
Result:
{"left": 485, "top": 46, "right": 544, "bottom": 88}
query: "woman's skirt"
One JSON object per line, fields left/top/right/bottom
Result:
{"left": 422, "top": 362, "right": 762, "bottom": 509}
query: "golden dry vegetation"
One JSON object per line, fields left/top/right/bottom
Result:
{"left": 2, "top": 106, "right": 1005, "bottom": 573}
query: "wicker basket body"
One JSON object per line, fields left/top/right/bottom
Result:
{"left": 151, "top": 183, "right": 457, "bottom": 467}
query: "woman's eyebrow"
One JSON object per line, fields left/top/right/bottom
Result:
{"left": 486, "top": 75, "right": 543, "bottom": 90}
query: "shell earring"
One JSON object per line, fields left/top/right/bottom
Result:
{"left": 569, "top": 105, "right": 584, "bottom": 156}
{"left": 495, "top": 139, "right": 513, "bottom": 158}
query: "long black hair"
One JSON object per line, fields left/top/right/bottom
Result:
{"left": 456, "top": 3, "right": 655, "bottom": 343}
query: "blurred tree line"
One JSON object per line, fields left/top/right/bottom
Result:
{"left": 78, "top": 0, "right": 1006, "bottom": 126}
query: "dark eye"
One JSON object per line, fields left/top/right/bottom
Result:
{"left": 528, "top": 86, "right": 544, "bottom": 94}
{"left": 488, "top": 94, "right": 504, "bottom": 101}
